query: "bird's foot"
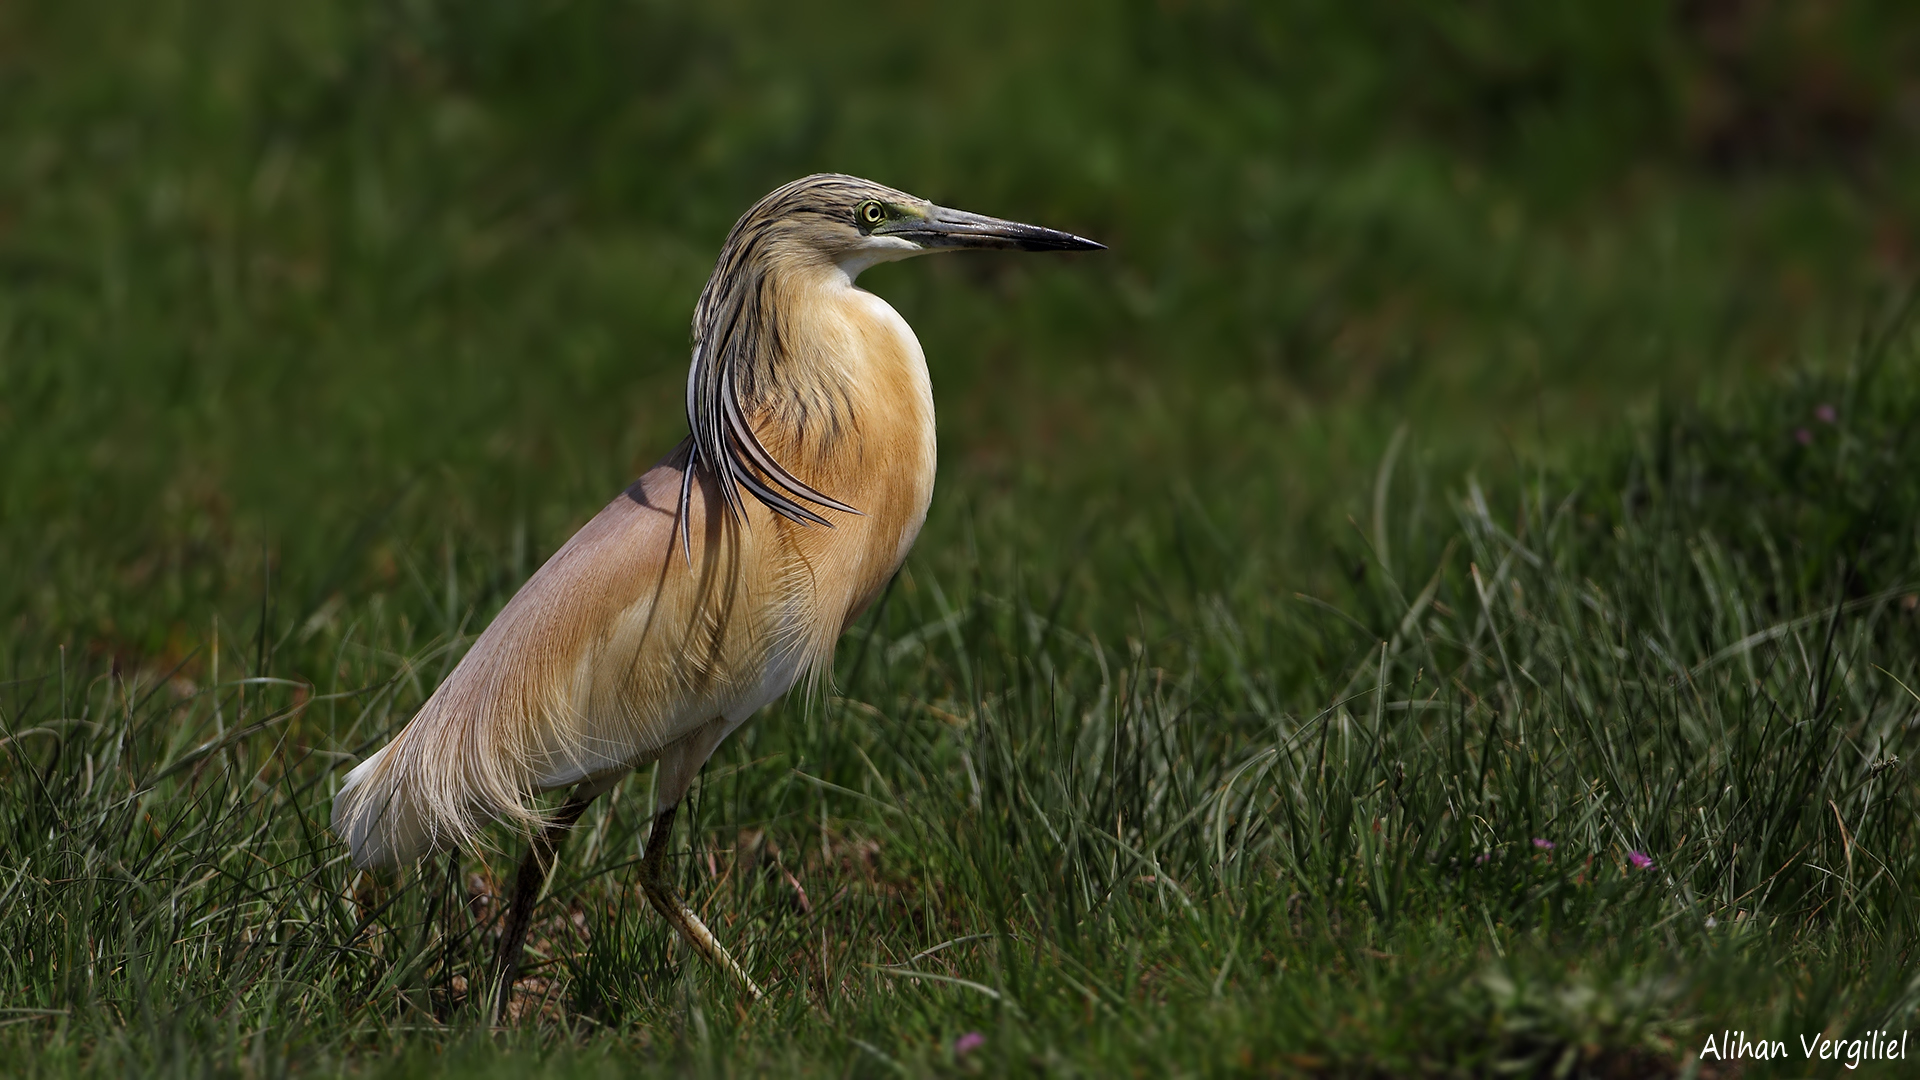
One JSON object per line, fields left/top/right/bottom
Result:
{"left": 642, "top": 804, "right": 765, "bottom": 1001}
{"left": 640, "top": 873, "right": 766, "bottom": 1001}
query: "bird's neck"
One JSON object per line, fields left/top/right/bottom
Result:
{"left": 744, "top": 262, "right": 934, "bottom": 482}
{"left": 750, "top": 261, "right": 938, "bottom": 632}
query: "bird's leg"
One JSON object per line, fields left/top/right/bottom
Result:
{"left": 486, "top": 791, "right": 597, "bottom": 1026}
{"left": 640, "top": 802, "right": 764, "bottom": 1000}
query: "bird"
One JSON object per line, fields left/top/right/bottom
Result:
{"left": 329, "top": 173, "right": 1102, "bottom": 1020}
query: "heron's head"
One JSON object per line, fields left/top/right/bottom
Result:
{"left": 728, "top": 173, "right": 1104, "bottom": 281}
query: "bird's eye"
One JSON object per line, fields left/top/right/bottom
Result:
{"left": 857, "top": 200, "right": 885, "bottom": 226}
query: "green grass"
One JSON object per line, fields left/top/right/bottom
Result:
{"left": 10, "top": 347, "right": 1920, "bottom": 1078}
{"left": 4, "top": 1, "right": 1920, "bottom": 1076}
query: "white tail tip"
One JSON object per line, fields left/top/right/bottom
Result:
{"left": 332, "top": 743, "right": 438, "bottom": 868}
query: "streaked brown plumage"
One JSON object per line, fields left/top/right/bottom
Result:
{"left": 329, "top": 173, "right": 1100, "bottom": 1016}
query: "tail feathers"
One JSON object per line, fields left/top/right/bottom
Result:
{"left": 333, "top": 743, "right": 436, "bottom": 867}
{"left": 331, "top": 725, "right": 545, "bottom": 868}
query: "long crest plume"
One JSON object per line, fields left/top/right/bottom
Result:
{"left": 678, "top": 174, "right": 904, "bottom": 558}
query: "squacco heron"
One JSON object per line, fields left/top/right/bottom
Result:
{"left": 330, "top": 173, "right": 1101, "bottom": 1019}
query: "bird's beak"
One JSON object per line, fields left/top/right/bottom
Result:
{"left": 881, "top": 205, "right": 1104, "bottom": 252}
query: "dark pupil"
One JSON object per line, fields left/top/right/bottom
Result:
{"left": 864, "top": 204, "right": 881, "bottom": 222}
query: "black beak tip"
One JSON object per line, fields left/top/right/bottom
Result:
{"left": 1029, "top": 232, "right": 1106, "bottom": 253}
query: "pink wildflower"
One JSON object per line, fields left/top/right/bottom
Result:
{"left": 1532, "top": 838, "right": 1556, "bottom": 850}
{"left": 1794, "top": 428, "right": 1814, "bottom": 446}
{"left": 1627, "top": 850, "right": 1654, "bottom": 870}
{"left": 955, "top": 1032, "right": 985, "bottom": 1057}
{"left": 1814, "top": 403, "right": 1837, "bottom": 424}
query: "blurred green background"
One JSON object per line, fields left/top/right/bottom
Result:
{"left": 6, "top": 0, "right": 1918, "bottom": 663}
{"left": 7, "top": 4, "right": 1920, "bottom": 1075}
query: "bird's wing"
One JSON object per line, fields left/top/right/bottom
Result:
{"left": 332, "top": 452, "right": 794, "bottom": 866}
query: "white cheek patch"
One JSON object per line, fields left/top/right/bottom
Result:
{"left": 837, "top": 236, "right": 928, "bottom": 281}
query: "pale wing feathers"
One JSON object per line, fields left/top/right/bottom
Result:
{"left": 334, "top": 482, "right": 729, "bottom": 866}
{"left": 331, "top": 616, "right": 565, "bottom": 865}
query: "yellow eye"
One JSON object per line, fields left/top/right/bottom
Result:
{"left": 858, "top": 200, "right": 885, "bottom": 226}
